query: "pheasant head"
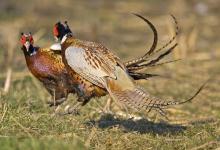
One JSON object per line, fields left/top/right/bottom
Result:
{"left": 53, "top": 21, "right": 72, "bottom": 42}
{"left": 20, "top": 32, "right": 36, "bottom": 56}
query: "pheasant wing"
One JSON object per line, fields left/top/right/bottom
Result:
{"left": 65, "top": 46, "right": 120, "bottom": 88}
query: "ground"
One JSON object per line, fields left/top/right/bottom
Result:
{"left": 0, "top": 0, "right": 219, "bottom": 149}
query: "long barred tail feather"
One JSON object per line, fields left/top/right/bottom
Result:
{"left": 129, "top": 72, "right": 160, "bottom": 80}
{"left": 141, "top": 44, "right": 178, "bottom": 67}
{"left": 110, "top": 81, "right": 207, "bottom": 112}
{"left": 161, "top": 80, "right": 207, "bottom": 107}
{"left": 146, "top": 59, "right": 181, "bottom": 68}
{"left": 127, "top": 44, "right": 178, "bottom": 72}
{"left": 153, "top": 14, "right": 179, "bottom": 54}
{"left": 125, "top": 13, "right": 158, "bottom": 67}
{"left": 128, "top": 59, "right": 181, "bottom": 72}
{"left": 132, "top": 13, "right": 158, "bottom": 56}
{"left": 125, "top": 14, "right": 179, "bottom": 68}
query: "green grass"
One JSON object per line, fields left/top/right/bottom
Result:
{"left": 1, "top": 0, "right": 220, "bottom": 149}
{"left": 0, "top": 138, "right": 86, "bottom": 150}
{"left": 0, "top": 64, "right": 220, "bottom": 149}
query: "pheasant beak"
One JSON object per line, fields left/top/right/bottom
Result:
{"left": 24, "top": 41, "right": 30, "bottom": 52}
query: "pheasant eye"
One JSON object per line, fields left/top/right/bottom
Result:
{"left": 20, "top": 35, "right": 26, "bottom": 45}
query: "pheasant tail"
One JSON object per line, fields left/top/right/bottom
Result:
{"left": 105, "top": 66, "right": 205, "bottom": 112}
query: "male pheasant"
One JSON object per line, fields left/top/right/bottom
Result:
{"left": 20, "top": 15, "right": 174, "bottom": 110}
{"left": 53, "top": 14, "right": 205, "bottom": 115}
{"left": 20, "top": 32, "right": 76, "bottom": 106}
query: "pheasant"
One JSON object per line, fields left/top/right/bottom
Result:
{"left": 53, "top": 14, "right": 205, "bottom": 115}
{"left": 20, "top": 15, "right": 175, "bottom": 110}
{"left": 20, "top": 32, "right": 76, "bottom": 106}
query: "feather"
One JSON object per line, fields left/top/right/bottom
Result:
{"left": 65, "top": 46, "right": 120, "bottom": 88}
{"left": 50, "top": 43, "right": 61, "bottom": 51}
{"left": 62, "top": 38, "right": 204, "bottom": 113}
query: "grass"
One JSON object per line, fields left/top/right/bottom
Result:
{"left": 0, "top": 0, "right": 220, "bottom": 149}
{"left": 0, "top": 60, "right": 219, "bottom": 149}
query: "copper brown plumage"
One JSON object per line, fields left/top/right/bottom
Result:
{"left": 53, "top": 14, "right": 205, "bottom": 115}
{"left": 20, "top": 14, "right": 168, "bottom": 109}
{"left": 20, "top": 32, "right": 75, "bottom": 106}
{"left": 20, "top": 15, "right": 162, "bottom": 109}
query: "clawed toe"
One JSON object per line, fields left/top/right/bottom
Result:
{"left": 64, "top": 105, "right": 80, "bottom": 115}
{"left": 54, "top": 102, "right": 82, "bottom": 116}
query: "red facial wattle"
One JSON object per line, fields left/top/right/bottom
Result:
{"left": 53, "top": 25, "right": 59, "bottom": 37}
{"left": 20, "top": 36, "right": 34, "bottom": 45}
{"left": 20, "top": 35, "right": 26, "bottom": 45}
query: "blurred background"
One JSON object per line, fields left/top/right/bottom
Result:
{"left": 0, "top": 0, "right": 219, "bottom": 113}
{"left": 0, "top": 0, "right": 219, "bottom": 149}
{"left": 0, "top": 0, "right": 220, "bottom": 87}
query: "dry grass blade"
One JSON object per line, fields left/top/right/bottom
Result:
{"left": 0, "top": 103, "right": 8, "bottom": 123}
{"left": 85, "top": 127, "right": 97, "bottom": 147}
{"left": 191, "top": 141, "right": 219, "bottom": 150}
{"left": 3, "top": 68, "right": 12, "bottom": 93}
{"left": 11, "top": 117, "right": 33, "bottom": 137}
{"left": 0, "top": 20, "right": 24, "bottom": 93}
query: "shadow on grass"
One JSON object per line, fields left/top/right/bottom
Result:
{"left": 86, "top": 114, "right": 187, "bottom": 135}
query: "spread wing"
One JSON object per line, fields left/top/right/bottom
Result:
{"left": 65, "top": 45, "right": 123, "bottom": 88}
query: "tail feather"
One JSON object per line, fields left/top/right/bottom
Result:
{"left": 129, "top": 72, "right": 160, "bottom": 80}
{"left": 125, "top": 14, "right": 179, "bottom": 68}
{"left": 153, "top": 14, "right": 179, "bottom": 55}
{"left": 139, "top": 44, "right": 177, "bottom": 68}
{"left": 128, "top": 59, "right": 181, "bottom": 72}
{"left": 108, "top": 84, "right": 206, "bottom": 112}
{"left": 125, "top": 13, "right": 158, "bottom": 67}
{"left": 106, "top": 66, "right": 206, "bottom": 113}
{"left": 127, "top": 44, "right": 178, "bottom": 72}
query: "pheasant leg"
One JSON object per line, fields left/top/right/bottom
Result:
{"left": 103, "top": 98, "right": 113, "bottom": 113}
{"left": 47, "top": 97, "right": 66, "bottom": 107}
{"left": 61, "top": 102, "right": 82, "bottom": 115}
